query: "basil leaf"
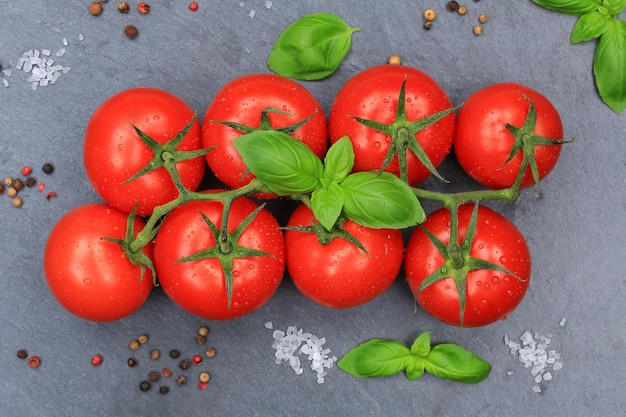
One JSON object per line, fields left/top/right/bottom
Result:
{"left": 594, "top": 19, "right": 626, "bottom": 113}
{"left": 311, "top": 183, "right": 345, "bottom": 231}
{"left": 405, "top": 357, "right": 426, "bottom": 381}
{"left": 532, "top": 0, "right": 602, "bottom": 15}
{"left": 267, "top": 12, "right": 360, "bottom": 80}
{"left": 410, "top": 331, "right": 432, "bottom": 357}
{"left": 338, "top": 339, "right": 411, "bottom": 378}
{"left": 571, "top": 11, "right": 611, "bottom": 43}
{"left": 603, "top": 0, "right": 626, "bottom": 15}
{"left": 340, "top": 172, "right": 425, "bottom": 229}
{"left": 233, "top": 130, "right": 323, "bottom": 195}
{"left": 423, "top": 344, "right": 492, "bottom": 384}
{"left": 323, "top": 136, "right": 354, "bottom": 184}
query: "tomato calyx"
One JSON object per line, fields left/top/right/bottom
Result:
{"left": 210, "top": 106, "right": 319, "bottom": 135}
{"left": 415, "top": 202, "right": 525, "bottom": 327}
{"left": 123, "top": 115, "right": 212, "bottom": 190}
{"left": 174, "top": 202, "right": 273, "bottom": 308}
{"left": 350, "top": 78, "right": 456, "bottom": 183}
{"left": 102, "top": 204, "right": 158, "bottom": 285}
{"left": 503, "top": 94, "right": 572, "bottom": 194}
{"left": 283, "top": 215, "right": 368, "bottom": 254}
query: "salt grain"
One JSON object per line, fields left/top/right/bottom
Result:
{"left": 264, "top": 1, "right": 273, "bottom": 9}
{"left": 249, "top": 9, "right": 256, "bottom": 18}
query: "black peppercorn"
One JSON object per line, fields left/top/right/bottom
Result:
{"left": 169, "top": 349, "right": 181, "bottom": 359}
{"left": 148, "top": 371, "right": 160, "bottom": 382}
{"left": 195, "top": 335, "right": 207, "bottom": 345}
{"left": 42, "top": 163, "right": 54, "bottom": 174}
{"left": 17, "top": 349, "right": 28, "bottom": 359}
{"left": 159, "top": 386, "right": 170, "bottom": 395}
{"left": 179, "top": 359, "right": 191, "bottom": 370}
{"left": 447, "top": 1, "right": 459, "bottom": 11}
{"left": 139, "top": 381, "right": 151, "bottom": 392}
{"left": 25, "top": 177, "right": 36, "bottom": 187}
{"left": 176, "top": 375, "right": 187, "bottom": 386}
{"left": 127, "top": 358, "right": 138, "bottom": 367}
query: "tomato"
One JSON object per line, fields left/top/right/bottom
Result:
{"left": 404, "top": 204, "right": 531, "bottom": 327}
{"left": 328, "top": 64, "right": 455, "bottom": 186}
{"left": 202, "top": 74, "right": 328, "bottom": 192}
{"left": 44, "top": 204, "right": 154, "bottom": 322}
{"left": 454, "top": 82, "right": 564, "bottom": 189}
{"left": 284, "top": 204, "right": 404, "bottom": 309}
{"left": 84, "top": 88, "right": 205, "bottom": 216}
{"left": 153, "top": 193, "right": 285, "bottom": 320}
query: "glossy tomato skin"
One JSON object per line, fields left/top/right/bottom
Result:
{"left": 84, "top": 88, "right": 204, "bottom": 216}
{"left": 405, "top": 205, "right": 531, "bottom": 327}
{"left": 153, "top": 193, "right": 285, "bottom": 320}
{"left": 328, "top": 64, "right": 455, "bottom": 186}
{"left": 285, "top": 204, "right": 404, "bottom": 309}
{"left": 454, "top": 82, "right": 563, "bottom": 189}
{"left": 44, "top": 204, "right": 154, "bottom": 322}
{"left": 202, "top": 74, "right": 327, "bottom": 191}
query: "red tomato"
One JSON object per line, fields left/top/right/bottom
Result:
{"left": 84, "top": 88, "right": 205, "bottom": 216}
{"left": 153, "top": 193, "right": 285, "bottom": 320}
{"left": 285, "top": 204, "right": 404, "bottom": 309}
{"left": 201, "top": 74, "right": 327, "bottom": 191}
{"left": 405, "top": 204, "right": 531, "bottom": 327}
{"left": 44, "top": 204, "right": 154, "bottom": 322}
{"left": 328, "top": 64, "right": 455, "bottom": 186}
{"left": 454, "top": 82, "right": 564, "bottom": 189}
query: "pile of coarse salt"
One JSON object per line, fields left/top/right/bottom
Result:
{"left": 2, "top": 35, "right": 81, "bottom": 90}
{"left": 265, "top": 322, "right": 337, "bottom": 384}
{"left": 504, "top": 322, "right": 565, "bottom": 393}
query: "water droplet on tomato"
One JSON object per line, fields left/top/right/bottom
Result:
{"left": 499, "top": 256, "right": 507, "bottom": 264}
{"left": 117, "top": 144, "right": 123, "bottom": 151}
{"left": 83, "top": 278, "right": 92, "bottom": 285}
{"left": 476, "top": 281, "right": 482, "bottom": 286}
{"left": 374, "top": 142, "right": 381, "bottom": 149}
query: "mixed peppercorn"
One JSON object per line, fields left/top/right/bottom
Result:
{"left": 422, "top": 1, "right": 489, "bottom": 36}
{"left": 1, "top": 163, "right": 56, "bottom": 208}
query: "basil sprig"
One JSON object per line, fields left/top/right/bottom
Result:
{"left": 267, "top": 12, "right": 360, "bottom": 80}
{"left": 533, "top": 0, "right": 626, "bottom": 113}
{"left": 338, "top": 332, "right": 492, "bottom": 384}
{"left": 233, "top": 131, "right": 425, "bottom": 230}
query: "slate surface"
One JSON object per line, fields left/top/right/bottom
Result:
{"left": 1, "top": 1, "right": 624, "bottom": 416}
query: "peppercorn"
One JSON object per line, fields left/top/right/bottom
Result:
{"left": 12, "top": 197, "right": 23, "bottom": 208}
{"left": 139, "top": 381, "right": 151, "bottom": 392}
{"left": 388, "top": 55, "right": 402, "bottom": 65}
{"left": 457, "top": 5, "right": 468, "bottom": 15}
{"left": 176, "top": 375, "right": 187, "bottom": 386}
{"left": 137, "top": 2, "right": 150, "bottom": 13}
{"left": 7, "top": 188, "right": 17, "bottom": 197}
{"left": 179, "top": 359, "right": 191, "bottom": 370}
{"left": 423, "top": 8, "right": 437, "bottom": 21}
{"left": 91, "top": 354, "right": 103, "bottom": 367}
{"left": 169, "top": 349, "right": 181, "bottom": 359}
{"left": 25, "top": 177, "right": 36, "bottom": 187}
{"left": 118, "top": 2, "right": 130, "bottom": 13}
{"left": 192, "top": 355, "right": 203, "bottom": 365}
{"left": 127, "top": 358, "right": 138, "bottom": 367}
{"left": 205, "top": 347, "right": 216, "bottom": 358}
{"left": 473, "top": 25, "right": 484, "bottom": 36}
{"left": 0, "top": 183, "right": 4, "bottom": 194}
{"left": 137, "top": 334, "right": 149, "bottom": 344}
{"left": 13, "top": 179, "right": 24, "bottom": 191}
{"left": 198, "top": 326, "right": 210, "bottom": 337}
{"left": 159, "top": 386, "right": 170, "bottom": 395}
{"left": 197, "top": 381, "right": 208, "bottom": 390}
{"left": 478, "top": 13, "right": 488, "bottom": 24}
{"left": 424, "top": 20, "right": 433, "bottom": 30}
{"left": 46, "top": 191, "right": 57, "bottom": 201}
{"left": 195, "top": 335, "right": 207, "bottom": 345}
{"left": 4, "top": 177, "right": 13, "bottom": 186}
{"left": 42, "top": 163, "right": 54, "bottom": 174}
{"left": 89, "top": 1, "right": 103, "bottom": 16}
{"left": 162, "top": 367, "right": 172, "bottom": 378}
{"left": 447, "top": 1, "right": 459, "bottom": 11}
{"left": 189, "top": 2, "right": 199, "bottom": 11}
{"left": 129, "top": 340, "right": 140, "bottom": 351}
{"left": 124, "top": 25, "right": 138, "bottom": 39}
{"left": 149, "top": 349, "right": 160, "bottom": 360}
{"left": 37, "top": 182, "right": 45, "bottom": 192}
{"left": 21, "top": 166, "right": 32, "bottom": 176}
{"left": 17, "top": 349, "right": 28, "bottom": 359}
{"left": 199, "top": 372, "right": 211, "bottom": 383}
{"left": 148, "top": 371, "right": 160, "bottom": 382}
{"left": 28, "top": 356, "right": 41, "bottom": 369}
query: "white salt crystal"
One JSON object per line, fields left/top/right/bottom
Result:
{"left": 532, "top": 385, "right": 542, "bottom": 393}
{"left": 264, "top": 1, "right": 273, "bottom": 9}
{"left": 543, "top": 372, "right": 553, "bottom": 381}
{"left": 55, "top": 48, "right": 66, "bottom": 57}
{"left": 79, "top": 33, "right": 84, "bottom": 41}
{"left": 553, "top": 361, "right": 563, "bottom": 371}
{"left": 62, "top": 38, "right": 68, "bottom": 46}
{"left": 249, "top": 9, "right": 256, "bottom": 18}
{"left": 42, "top": 49, "right": 51, "bottom": 56}
{"left": 3, "top": 79, "right": 9, "bottom": 87}
{"left": 264, "top": 321, "right": 273, "bottom": 329}
{"left": 559, "top": 318, "right": 567, "bottom": 327}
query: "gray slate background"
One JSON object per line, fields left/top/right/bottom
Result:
{"left": 1, "top": 1, "right": 625, "bottom": 416}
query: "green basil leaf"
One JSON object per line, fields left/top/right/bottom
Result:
{"left": 571, "top": 11, "right": 611, "bottom": 43}
{"left": 603, "top": 0, "right": 626, "bottom": 16}
{"left": 532, "top": 0, "right": 602, "bottom": 15}
{"left": 594, "top": 19, "right": 626, "bottom": 113}
{"left": 311, "top": 183, "right": 345, "bottom": 231}
{"left": 410, "top": 331, "right": 432, "bottom": 357}
{"left": 340, "top": 172, "right": 425, "bottom": 229}
{"left": 323, "top": 136, "right": 354, "bottom": 184}
{"left": 233, "top": 130, "right": 323, "bottom": 194}
{"left": 423, "top": 344, "right": 492, "bottom": 384}
{"left": 405, "top": 357, "right": 426, "bottom": 381}
{"left": 267, "top": 12, "right": 360, "bottom": 80}
{"left": 338, "top": 339, "right": 411, "bottom": 378}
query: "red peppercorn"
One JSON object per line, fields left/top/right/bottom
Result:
{"left": 21, "top": 166, "right": 32, "bottom": 176}
{"left": 189, "top": 2, "right": 198, "bottom": 11}
{"left": 91, "top": 354, "right": 103, "bottom": 367}
{"left": 38, "top": 182, "right": 45, "bottom": 192}
{"left": 138, "top": 2, "right": 150, "bottom": 13}
{"left": 28, "top": 356, "right": 41, "bottom": 369}
{"left": 198, "top": 381, "right": 208, "bottom": 390}
{"left": 46, "top": 191, "right": 58, "bottom": 201}
{"left": 192, "top": 355, "right": 203, "bottom": 365}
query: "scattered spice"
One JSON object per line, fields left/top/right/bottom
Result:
{"left": 127, "top": 358, "right": 138, "bottom": 367}
{"left": 447, "top": 1, "right": 459, "bottom": 11}
{"left": 139, "top": 381, "right": 151, "bottom": 392}
{"left": 42, "top": 163, "right": 54, "bottom": 174}
{"left": 388, "top": 55, "right": 401, "bottom": 65}
{"left": 149, "top": 349, "right": 160, "bottom": 360}
{"left": 117, "top": 2, "right": 130, "bottom": 13}
{"left": 169, "top": 349, "right": 181, "bottom": 359}
{"left": 124, "top": 25, "right": 138, "bottom": 39}
{"left": 7, "top": 188, "right": 17, "bottom": 198}
{"left": 176, "top": 375, "right": 187, "bottom": 386}
{"left": 198, "top": 326, "right": 210, "bottom": 337}
{"left": 89, "top": 1, "right": 103, "bottom": 16}
{"left": 473, "top": 25, "right": 484, "bottom": 36}
{"left": 12, "top": 179, "right": 24, "bottom": 191}
{"left": 20, "top": 166, "right": 32, "bottom": 176}
{"left": 159, "top": 386, "right": 170, "bottom": 395}
{"left": 192, "top": 355, "right": 203, "bottom": 365}
{"left": 25, "top": 177, "right": 36, "bottom": 187}
{"left": 4, "top": 177, "right": 13, "bottom": 186}
{"left": 129, "top": 340, "right": 140, "bottom": 351}
{"left": 195, "top": 335, "right": 207, "bottom": 345}
{"left": 199, "top": 372, "right": 211, "bottom": 383}
{"left": 137, "top": 2, "right": 150, "bottom": 14}
{"left": 28, "top": 356, "right": 41, "bottom": 369}
{"left": 0, "top": 184, "right": 4, "bottom": 194}
{"left": 197, "top": 381, "right": 208, "bottom": 390}
{"left": 37, "top": 182, "right": 45, "bottom": 192}
{"left": 148, "top": 371, "right": 160, "bottom": 382}
{"left": 205, "top": 347, "right": 216, "bottom": 358}
{"left": 478, "top": 13, "right": 488, "bottom": 24}
{"left": 17, "top": 349, "right": 28, "bottom": 359}
{"left": 189, "top": 2, "right": 199, "bottom": 11}
{"left": 424, "top": 20, "right": 433, "bottom": 30}
{"left": 12, "top": 197, "right": 23, "bottom": 208}
{"left": 46, "top": 191, "right": 58, "bottom": 201}
{"left": 137, "top": 334, "right": 149, "bottom": 344}
{"left": 179, "top": 359, "right": 191, "bottom": 370}
{"left": 162, "top": 367, "right": 172, "bottom": 378}
{"left": 423, "top": 8, "right": 437, "bottom": 21}
{"left": 91, "top": 354, "right": 103, "bottom": 366}
{"left": 457, "top": 5, "right": 468, "bottom": 15}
